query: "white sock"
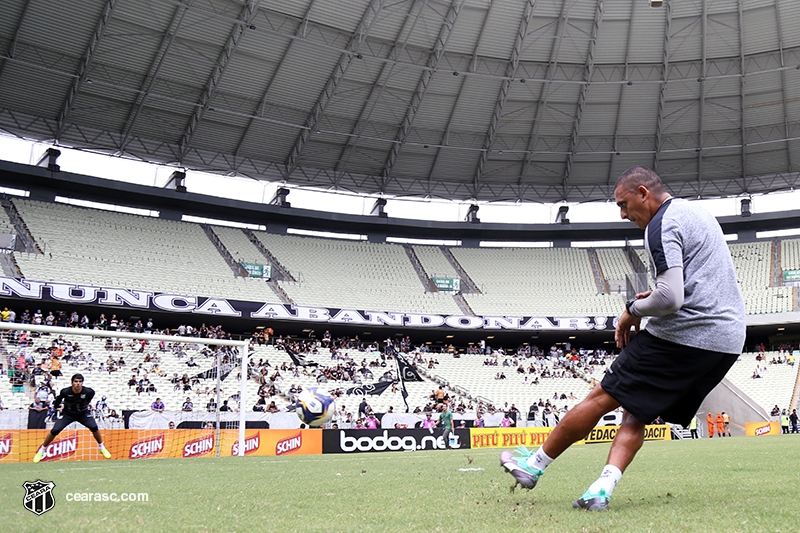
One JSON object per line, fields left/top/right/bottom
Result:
{"left": 98, "top": 443, "right": 106, "bottom": 450}
{"left": 588, "top": 464, "right": 622, "bottom": 496}
{"left": 527, "top": 448, "right": 555, "bottom": 471}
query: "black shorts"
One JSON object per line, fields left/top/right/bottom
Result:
{"left": 601, "top": 330, "right": 737, "bottom": 427}
{"left": 50, "top": 412, "right": 98, "bottom": 435}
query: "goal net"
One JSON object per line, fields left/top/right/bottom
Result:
{"left": 0, "top": 322, "right": 252, "bottom": 462}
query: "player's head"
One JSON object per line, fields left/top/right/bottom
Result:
{"left": 71, "top": 373, "right": 84, "bottom": 393}
{"left": 614, "top": 166, "right": 670, "bottom": 229}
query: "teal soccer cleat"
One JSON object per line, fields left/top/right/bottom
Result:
{"left": 500, "top": 446, "right": 544, "bottom": 489}
{"left": 572, "top": 488, "right": 610, "bottom": 511}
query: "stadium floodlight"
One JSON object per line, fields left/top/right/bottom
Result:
{"left": 164, "top": 171, "right": 187, "bottom": 193}
{"left": 741, "top": 198, "right": 752, "bottom": 217}
{"left": 0, "top": 322, "right": 250, "bottom": 458}
{"left": 270, "top": 187, "right": 291, "bottom": 207}
{"left": 465, "top": 204, "right": 480, "bottom": 223}
{"left": 36, "top": 148, "right": 61, "bottom": 172}
{"left": 370, "top": 197, "right": 388, "bottom": 217}
{"left": 555, "top": 205, "right": 570, "bottom": 224}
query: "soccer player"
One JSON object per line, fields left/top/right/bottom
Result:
{"left": 500, "top": 166, "right": 745, "bottom": 511}
{"left": 33, "top": 373, "right": 112, "bottom": 462}
{"left": 437, "top": 402, "right": 454, "bottom": 448}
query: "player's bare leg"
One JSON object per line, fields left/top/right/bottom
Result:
{"left": 33, "top": 431, "right": 57, "bottom": 463}
{"left": 573, "top": 410, "right": 645, "bottom": 511}
{"left": 500, "top": 386, "right": 619, "bottom": 489}
{"left": 92, "top": 429, "right": 112, "bottom": 459}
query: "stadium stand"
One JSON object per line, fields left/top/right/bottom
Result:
{"left": 781, "top": 238, "right": 800, "bottom": 272}
{"left": 4, "top": 197, "right": 796, "bottom": 319}
{"left": 253, "top": 231, "right": 463, "bottom": 315}
{"left": 412, "top": 245, "right": 461, "bottom": 283}
{"left": 426, "top": 351, "right": 595, "bottom": 413}
{"left": 724, "top": 351, "right": 797, "bottom": 414}
{"left": 11, "top": 199, "right": 275, "bottom": 302}
{"left": 729, "top": 241, "right": 793, "bottom": 314}
{"left": 452, "top": 247, "right": 625, "bottom": 316}
{"left": 0, "top": 203, "right": 16, "bottom": 236}
{"left": 2, "top": 197, "right": 800, "bottom": 425}
{"left": 595, "top": 248, "right": 635, "bottom": 295}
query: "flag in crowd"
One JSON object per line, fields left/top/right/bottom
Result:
{"left": 285, "top": 345, "right": 319, "bottom": 367}
{"left": 345, "top": 381, "right": 393, "bottom": 396}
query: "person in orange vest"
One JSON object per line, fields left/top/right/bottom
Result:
{"left": 721, "top": 412, "right": 731, "bottom": 436}
{"left": 715, "top": 413, "right": 725, "bottom": 437}
{"left": 707, "top": 412, "right": 715, "bottom": 438}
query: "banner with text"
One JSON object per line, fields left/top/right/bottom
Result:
{"left": 468, "top": 425, "right": 671, "bottom": 450}
{"left": 322, "top": 428, "right": 471, "bottom": 454}
{"left": 0, "top": 277, "right": 617, "bottom": 332}
{"left": 241, "top": 263, "right": 271, "bottom": 279}
{"left": 783, "top": 270, "right": 800, "bottom": 282}
{"left": 745, "top": 421, "right": 781, "bottom": 437}
{"left": 0, "top": 428, "right": 322, "bottom": 462}
{"left": 433, "top": 278, "right": 461, "bottom": 292}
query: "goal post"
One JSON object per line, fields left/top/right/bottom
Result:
{"left": 0, "top": 321, "right": 251, "bottom": 459}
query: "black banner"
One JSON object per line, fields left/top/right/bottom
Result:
{"left": 0, "top": 277, "right": 616, "bottom": 332}
{"left": 345, "top": 381, "right": 393, "bottom": 396}
{"left": 394, "top": 352, "right": 423, "bottom": 382}
{"left": 322, "top": 428, "right": 471, "bottom": 454}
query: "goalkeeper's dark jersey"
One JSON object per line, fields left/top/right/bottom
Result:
{"left": 53, "top": 386, "right": 95, "bottom": 416}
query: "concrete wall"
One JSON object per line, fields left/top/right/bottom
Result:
{"left": 698, "top": 378, "right": 770, "bottom": 437}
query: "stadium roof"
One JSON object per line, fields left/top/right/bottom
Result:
{"left": 2, "top": 0, "right": 800, "bottom": 204}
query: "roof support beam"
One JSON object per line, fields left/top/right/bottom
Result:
{"left": 520, "top": 0, "right": 573, "bottom": 186}
{"left": 471, "top": 0, "right": 535, "bottom": 200}
{"left": 609, "top": 0, "right": 636, "bottom": 186}
{"left": 379, "top": 0, "right": 464, "bottom": 192}
{"left": 284, "top": 0, "right": 384, "bottom": 178}
{"left": 653, "top": 0, "right": 673, "bottom": 174}
{"left": 331, "top": 1, "right": 422, "bottom": 185}
{"left": 426, "top": 1, "right": 496, "bottom": 195}
{"left": 698, "top": 0, "right": 707, "bottom": 189}
{"left": 562, "top": 0, "right": 604, "bottom": 199}
{"left": 119, "top": 3, "right": 189, "bottom": 153}
{"left": 232, "top": 1, "right": 316, "bottom": 171}
{"left": 55, "top": 0, "right": 118, "bottom": 143}
{"left": 774, "top": 0, "right": 792, "bottom": 174}
{"left": 738, "top": 0, "right": 747, "bottom": 192}
{"left": 177, "top": 0, "right": 259, "bottom": 163}
{"left": 0, "top": 0, "right": 33, "bottom": 85}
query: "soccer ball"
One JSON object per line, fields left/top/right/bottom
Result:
{"left": 295, "top": 387, "right": 335, "bottom": 427}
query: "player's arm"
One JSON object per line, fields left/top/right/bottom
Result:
{"left": 52, "top": 390, "right": 64, "bottom": 410}
{"left": 616, "top": 267, "right": 683, "bottom": 348}
{"left": 626, "top": 267, "right": 684, "bottom": 318}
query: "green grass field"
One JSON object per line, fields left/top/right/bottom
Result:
{"left": 2, "top": 435, "right": 797, "bottom": 533}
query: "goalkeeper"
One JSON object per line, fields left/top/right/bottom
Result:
{"left": 33, "top": 373, "right": 112, "bottom": 462}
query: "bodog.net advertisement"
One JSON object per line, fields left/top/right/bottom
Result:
{"left": 322, "top": 428, "right": 471, "bottom": 454}
{"left": 2, "top": 429, "right": 322, "bottom": 462}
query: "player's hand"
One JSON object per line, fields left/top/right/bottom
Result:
{"left": 615, "top": 309, "right": 642, "bottom": 349}
{"left": 635, "top": 290, "right": 652, "bottom": 300}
